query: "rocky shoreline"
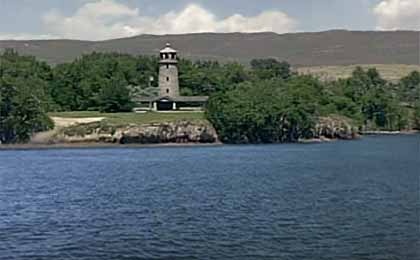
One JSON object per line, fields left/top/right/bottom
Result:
{"left": 3, "top": 116, "right": 414, "bottom": 149}
{"left": 31, "top": 120, "right": 220, "bottom": 146}
{"left": 360, "top": 130, "right": 419, "bottom": 135}
{"left": 43, "top": 116, "right": 359, "bottom": 146}
{"left": 313, "top": 116, "right": 360, "bottom": 140}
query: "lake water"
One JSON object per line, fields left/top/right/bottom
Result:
{"left": 0, "top": 135, "right": 419, "bottom": 260}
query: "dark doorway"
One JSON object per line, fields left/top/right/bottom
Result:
{"left": 157, "top": 101, "right": 173, "bottom": 111}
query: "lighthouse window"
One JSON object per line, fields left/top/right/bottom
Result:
{"left": 166, "top": 89, "right": 169, "bottom": 94}
{"left": 166, "top": 64, "right": 169, "bottom": 69}
{"left": 166, "top": 77, "right": 169, "bottom": 81}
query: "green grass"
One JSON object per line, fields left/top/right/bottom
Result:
{"left": 49, "top": 111, "right": 206, "bottom": 125}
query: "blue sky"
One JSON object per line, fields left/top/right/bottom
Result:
{"left": 0, "top": 0, "right": 418, "bottom": 40}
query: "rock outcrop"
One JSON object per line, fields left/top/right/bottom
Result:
{"left": 312, "top": 116, "right": 359, "bottom": 140}
{"left": 34, "top": 116, "right": 358, "bottom": 146}
{"left": 51, "top": 120, "right": 218, "bottom": 145}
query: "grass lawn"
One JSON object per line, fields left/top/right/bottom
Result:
{"left": 49, "top": 111, "right": 206, "bottom": 125}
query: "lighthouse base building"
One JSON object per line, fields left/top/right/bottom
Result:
{"left": 136, "top": 43, "right": 208, "bottom": 111}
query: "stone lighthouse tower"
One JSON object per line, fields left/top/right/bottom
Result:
{"left": 136, "top": 43, "right": 208, "bottom": 111}
{"left": 159, "top": 43, "right": 180, "bottom": 98}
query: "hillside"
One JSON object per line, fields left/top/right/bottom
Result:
{"left": 0, "top": 30, "right": 419, "bottom": 66}
{"left": 298, "top": 64, "right": 420, "bottom": 81}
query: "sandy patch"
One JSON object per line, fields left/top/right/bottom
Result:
{"left": 30, "top": 117, "right": 105, "bottom": 144}
{"left": 51, "top": 117, "right": 105, "bottom": 128}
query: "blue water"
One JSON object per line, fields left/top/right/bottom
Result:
{"left": 0, "top": 135, "right": 419, "bottom": 260}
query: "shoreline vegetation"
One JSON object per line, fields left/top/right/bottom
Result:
{"left": 1, "top": 50, "right": 420, "bottom": 146}
{"left": 1, "top": 131, "right": 418, "bottom": 150}
{"left": 0, "top": 111, "right": 418, "bottom": 150}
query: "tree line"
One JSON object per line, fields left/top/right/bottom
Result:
{"left": 1, "top": 49, "right": 420, "bottom": 143}
{"left": 207, "top": 67, "right": 420, "bottom": 143}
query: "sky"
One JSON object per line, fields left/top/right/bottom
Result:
{"left": 0, "top": 0, "right": 419, "bottom": 41}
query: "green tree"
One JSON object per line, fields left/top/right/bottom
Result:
{"left": 344, "top": 67, "right": 386, "bottom": 101}
{"left": 0, "top": 80, "right": 53, "bottom": 144}
{"left": 250, "top": 59, "right": 292, "bottom": 80}
{"left": 98, "top": 78, "right": 134, "bottom": 113}
{"left": 50, "top": 52, "right": 157, "bottom": 111}
{"left": 206, "top": 76, "right": 320, "bottom": 144}
{"left": 0, "top": 50, "right": 54, "bottom": 144}
{"left": 220, "top": 62, "right": 249, "bottom": 88}
{"left": 339, "top": 67, "right": 408, "bottom": 130}
{"left": 179, "top": 59, "right": 224, "bottom": 95}
{"left": 207, "top": 80, "right": 284, "bottom": 143}
{"left": 413, "top": 102, "right": 420, "bottom": 129}
{"left": 399, "top": 71, "right": 420, "bottom": 103}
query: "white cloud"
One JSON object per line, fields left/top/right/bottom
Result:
{"left": 41, "top": 0, "right": 297, "bottom": 40}
{"left": 373, "top": 0, "right": 420, "bottom": 30}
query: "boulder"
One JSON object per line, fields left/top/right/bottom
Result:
{"left": 313, "top": 116, "right": 359, "bottom": 140}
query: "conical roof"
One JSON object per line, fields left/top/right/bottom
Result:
{"left": 160, "top": 43, "right": 177, "bottom": 53}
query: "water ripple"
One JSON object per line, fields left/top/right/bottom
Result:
{"left": 0, "top": 135, "right": 419, "bottom": 259}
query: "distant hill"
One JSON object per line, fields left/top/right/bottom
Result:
{"left": 299, "top": 64, "right": 420, "bottom": 81}
{"left": 0, "top": 30, "right": 419, "bottom": 67}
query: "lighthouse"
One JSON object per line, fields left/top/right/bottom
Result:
{"left": 136, "top": 43, "right": 209, "bottom": 111}
{"left": 159, "top": 43, "right": 180, "bottom": 98}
